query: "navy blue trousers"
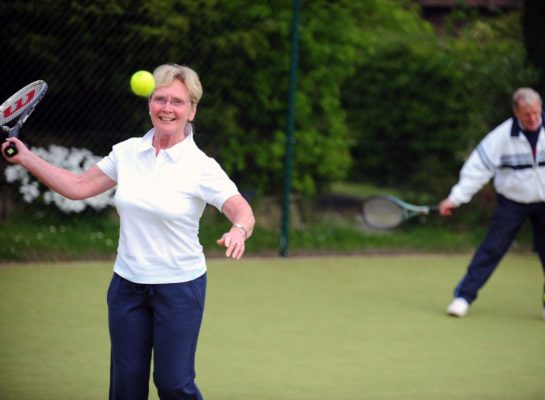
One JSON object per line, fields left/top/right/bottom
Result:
{"left": 107, "top": 273, "right": 206, "bottom": 400}
{"left": 454, "top": 194, "right": 545, "bottom": 304}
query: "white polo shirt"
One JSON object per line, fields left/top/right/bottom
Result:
{"left": 97, "top": 129, "right": 239, "bottom": 284}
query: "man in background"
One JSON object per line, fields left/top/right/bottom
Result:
{"left": 439, "top": 87, "right": 545, "bottom": 319}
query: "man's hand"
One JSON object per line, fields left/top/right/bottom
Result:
{"left": 438, "top": 198, "right": 457, "bottom": 217}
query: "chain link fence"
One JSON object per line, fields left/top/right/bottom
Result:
{"left": 0, "top": 1, "right": 534, "bottom": 262}
{"left": 0, "top": 1, "right": 298, "bottom": 261}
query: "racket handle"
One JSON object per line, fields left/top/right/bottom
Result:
{"left": 4, "top": 143, "right": 18, "bottom": 157}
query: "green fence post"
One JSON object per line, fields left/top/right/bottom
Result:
{"left": 279, "top": 0, "right": 301, "bottom": 257}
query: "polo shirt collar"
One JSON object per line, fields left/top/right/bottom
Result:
{"left": 137, "top": 129, "right": 195, "bottom": 161}
{"left": 164, "top": 132, "right": 195, "bottom": 162}
{"left": 138, "top": 130, "right": 155, "bottom": 152}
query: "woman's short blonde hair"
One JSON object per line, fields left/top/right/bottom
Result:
{"left": 153, "top": 63, "right": 203, "bottom": 105}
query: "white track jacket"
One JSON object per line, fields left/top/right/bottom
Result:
{"left": 448, "top": 117, "right": 545, "bottom": 205}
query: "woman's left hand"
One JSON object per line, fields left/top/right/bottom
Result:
{"left": 216, "top": 227, "right": 246, "bottom": 260}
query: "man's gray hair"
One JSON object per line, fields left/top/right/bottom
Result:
{"left": 512, "top": 87, "right": 542, "bottom": 108}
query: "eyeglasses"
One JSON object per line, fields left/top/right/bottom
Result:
{"left": 151, "top": 96, "right": 191, "bottom": 108}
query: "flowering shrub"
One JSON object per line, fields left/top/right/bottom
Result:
{"left": 4, "top": 145, "right": 115, "bottom": 213}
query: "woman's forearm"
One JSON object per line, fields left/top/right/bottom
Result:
{"left": 20, "top": 152, "right": 115, "bottom": 200}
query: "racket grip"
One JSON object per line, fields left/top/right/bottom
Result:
{"left": 4, "top": 142, "right": 18, "bottom": 157}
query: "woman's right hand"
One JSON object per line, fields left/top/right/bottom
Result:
{"left": 2, "top": 136, "right": 29, "bottom": 164}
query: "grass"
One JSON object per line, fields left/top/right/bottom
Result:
{"left": 0, "top": 211, "right": 120, "bottom": 261}
{"left": 0, "top": 254, "right": 543, "bottom": 399}
{"left": 2, "top": 205, "right": 532, "bottom": 262}
{"left": 0, "top": 181, "right": 534, "bottom": 262}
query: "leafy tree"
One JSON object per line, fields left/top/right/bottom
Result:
{"left": 2, "top": 0, "right": 533, "bottom": 200}
{"left": 342, "top": 38, "right": 470, "bottom": 196}
{"left": 0, "top": 0, "right": 429, "bottom": 198}
{"left": 342, "top": 11, "right": 537, "bottom": 197}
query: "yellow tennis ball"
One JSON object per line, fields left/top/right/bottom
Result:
{"left": 130, "top": 70, "right": 155, "bottom": 97}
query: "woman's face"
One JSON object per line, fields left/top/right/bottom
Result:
{"left": 149, "top": 79, "right": 196, "bottom": 137}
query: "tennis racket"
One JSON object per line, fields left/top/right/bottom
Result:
{"left": 1, "top": 80, "right": 48, "bottom": 158}
{"left": 362, "top": 195, "right": 438, "bottom": 230}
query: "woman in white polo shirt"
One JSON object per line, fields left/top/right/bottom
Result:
{"left": 2, "top": 63, "right": 255, "bottom": 400}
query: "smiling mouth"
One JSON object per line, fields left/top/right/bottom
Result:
{"left": 159, "top": 115, "right": 176, "bottom": 122}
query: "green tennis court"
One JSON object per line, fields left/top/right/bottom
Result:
{"left": 0, "top": 254, "right": 543, "bottom": 399}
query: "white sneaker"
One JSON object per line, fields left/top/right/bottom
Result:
{"left": 447, "top": 298, "right": 469, "bottom": 317}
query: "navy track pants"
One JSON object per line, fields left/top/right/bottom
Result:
{"left": 107, "top": 272, "right": 206, "bottom": 400}
{"left": 454, "top": 194, "right": 545, "bottom": 304}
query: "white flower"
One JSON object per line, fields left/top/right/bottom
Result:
{"left": 4, "top": 145, "right": 116, "bottom": 214}
{"left": 20, "top": 181, "right": 40, "bottom": 203}
{"left": 5, "top": 164, "right": 28, "bottom": 183}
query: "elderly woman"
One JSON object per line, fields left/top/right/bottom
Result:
{"left": 2, "top": 63, "right": 255, "bottom": 399}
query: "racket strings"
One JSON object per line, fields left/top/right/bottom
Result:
{"left": 363, "top": 199, "right": 403, "bottom": 229}
{"left": 0, "top": 81, "right": 48, "bottom": 126}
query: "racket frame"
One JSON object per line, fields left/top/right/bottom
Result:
{"left": 362, "top": 195, "right": 437, "bottom": 230}
{"left": 1, "top": 80, "right": 48, "bottom": 157}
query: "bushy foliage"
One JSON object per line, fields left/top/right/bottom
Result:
{"left": 0, "top": 0, "right": 430, "bottom": 197}
{"left": 0, "top": 1, "right": 538, "bottom": 201}
{"left": 342, "top": 12, "right": 538, "bottom": 196}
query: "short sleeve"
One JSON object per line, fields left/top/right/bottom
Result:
{"left": 96, "top": 150, "right": 118, "bottom": 182}
{"left": 198, "top": 157, "right": 239, "bottom": 211}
